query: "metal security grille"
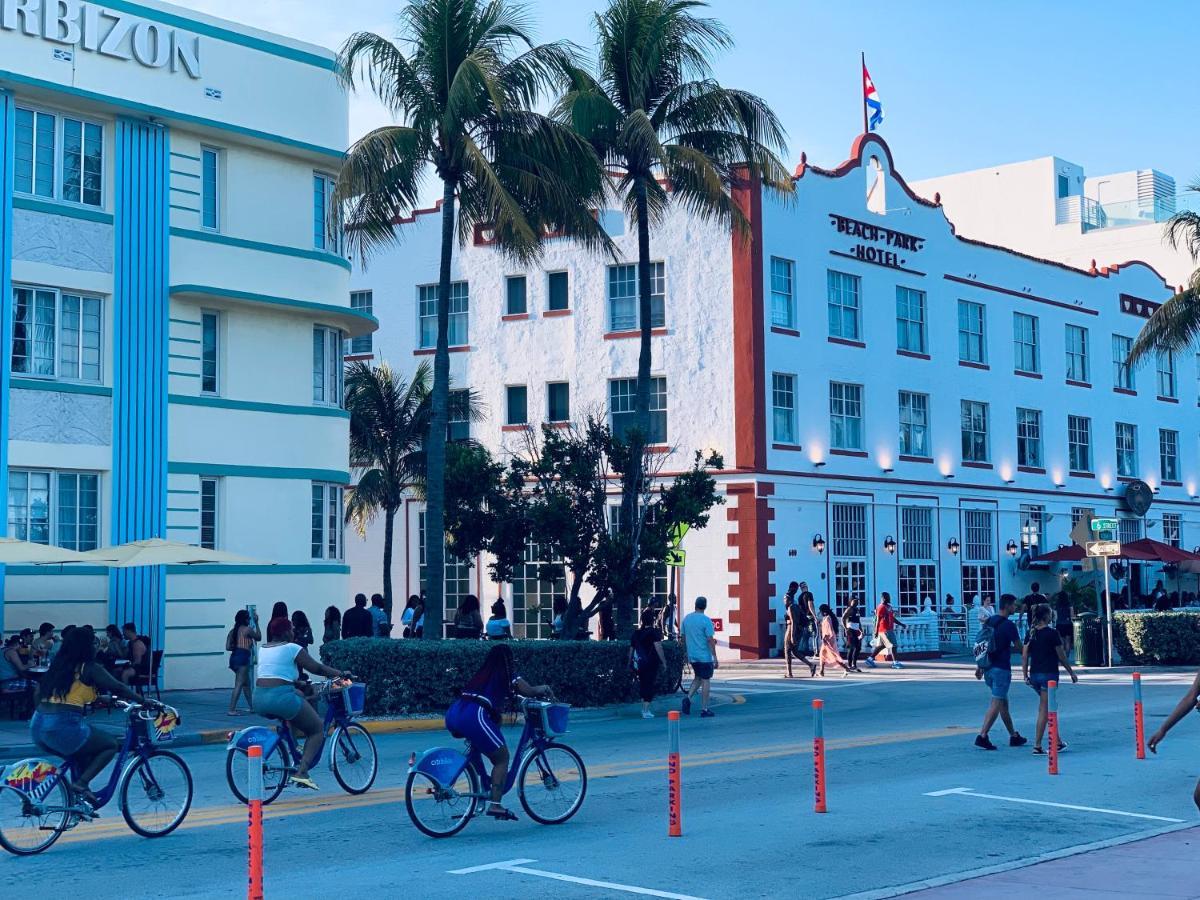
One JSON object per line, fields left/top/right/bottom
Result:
{"left": 1119, "top": 518, "right": 1142, "bottom": 545}
{"left": 963, "top": 509, "right": 994, "bottom": 561}
{"left": 832, "top": 504, "right": 867, "bottom": 557}
{"left": 900, "top": 506, "right": 933, "bottom": 560}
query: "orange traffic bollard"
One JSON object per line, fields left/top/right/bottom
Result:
{"left": 1133, "top": 672, "right": 1146, "bottom": 759}
{"left": 1047, "top": 681, "right": 1059, "bottom": 776}
{"left": 247, "top": 744, "right": 264, "bottom": 900}
{"left": 813, "top": 699, "right": 826, "bottom": 813}
{"left": 667, "top": 711, "right": 682, "bottom": 837}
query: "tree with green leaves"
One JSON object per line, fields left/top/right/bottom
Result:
{"left": 443, "top": 441, "right": 531, "bottom": 587}
{"left": 1129, "top": 182, "right": 1200, "bottom": 365}
{"left": 336, "top": 0, "right": 610, "bottom": 639}
{"left": 555, "top": 0, "right": 791, "bottom": 613}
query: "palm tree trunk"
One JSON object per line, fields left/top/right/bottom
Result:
{"left": 382, "top": 506, "right": 395, "bottom": 624}
{"left": 423, "top": 178, "right": 457, "bottom": 641}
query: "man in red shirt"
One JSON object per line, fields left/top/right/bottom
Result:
{"left": 872, "top": 593, "right": 905, "bottom": 669}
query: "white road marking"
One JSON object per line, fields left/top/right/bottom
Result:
{"left": 450, "top": 858, "right": 710, "bottom": 899}
{"left": 924, "top": 786, "right": 1185, "bottom": 823}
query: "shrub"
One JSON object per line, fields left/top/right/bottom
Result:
{"left": 1113, "top": 612, "right": 1200, "bottom": 665}
{"left": 320, "top": 638, "right": 685, "bottom": 716}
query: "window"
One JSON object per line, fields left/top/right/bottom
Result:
{"left": 11, "top": 286, "right": 102, "bottom": 383}
{"left": 347, "top": 291, "right": 373, "bottom": 355}
{"left": 310, "top": 483, "right": 344, "bottom": 561}
{"left": 1020, "top": 504, "right": 1045, "bottom": 553}
{"left": 898, "top": 506, "right": 936, "bottom": 616}
{"left": 7, "top": 470, "right": 99, "bottom": 551}
{"left": 15, "top": 107, "right": 103, "bottom": 207}
{"left": 610, "top": 377, "right": 667, "bottom": 444}
{"left": 506, "top": 385, "right": 528, "bottom": 426}
{"left": 1068, "top": 415, "right": 1092, "bottom": 472}
{"left": 511, "top": 540, "right": 566, "bottom": 639}
{"left": 448, "top": 389, "right": 470, "bottom": 441}
{"left": 1013, "top": 312, "right": 1039, "bottom": 374}
{"left": 770, "top": 257, "right": 795, "bottom": 329}
{"left": 960, "top": 400, "right": 989, "bottom": 462}
{"left": 962, "top": 508, "right": 997, "bottom": 605}
{"left": 547, "top": 382, "right": 570, "bottom": 422}
{"left": 608, "top": 262, "right": 665, "bottom": 331}
{"left": 896, "top": 286, "right": 927, "bottom": 354}
{"left": 958, "top": 300, "right": 986, "bottom": 364}
{"left": 1057, "top": 174, "right": 1070, "bottom": 199}
{"left": 1157, "top": 350, "right": 1177, "bottom": 398}
{"left": 827, "top": 270, "right": 860, "bottom": 341}
{"left": 201, "top": 146, "right": 220, "bottom": 230}
{"left": 1112, "top": 334, "right": 1134, "bottom": 390}
{"left": 772, "top": 373, "right": 796, "bottom": 444}
{"left": 200, "top": 311, "right": 219, "bottom": 395}
{"left": 1163, "top": 512, "right": 1182, "bottom": 548}
{"left": 505, "top": 276, "right": 527, "bottom": 316}
{"left": 1071, "top": 507, "right": 1095, "bottom": 528}
{"left": 1016, "top": 408, "right": 1043, "bottom": 468}
{"left": 418, "top": 282, "right": 469, "bottom": 348}
{"left": 417, "top": 511, "right": 474, "bottom": 633}
{"left": 200, "top": 477, "right": 218, "bottom": 550}
{"left": 547, "top": 271, "right": 569, "bottom": 311}
{"left": 1065, "top": 324, "right": 1089, "bottom": 382}
{"left": 898, "top": 390, "right": 930, "bottom": 457}
{"left": 312, "top": 172, "right": 341, "bottom": 253}
{"left": 831, "top": 503, "right": 868, "bottom": 609}
{"left": 1119, "top": 518, "right": 1142, "bottom": 545}
{"left": 312, "top": 326, "right": 345, "bottom": 406}
{"left": 1115, "top": 422, "right": 1137, "bottom": 477}
{"left": 1160, "top": 428, "right": 1179, "bottom": 481}
{"left": 829, "top": 382, "right": 864, "bottom": 450}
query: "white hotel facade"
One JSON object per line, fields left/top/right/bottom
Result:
{"left": 350, "top": 133, "right": 1193, "bottom": 661}
{"left": 1, "top": 1, "right": 370, "bottom": 688}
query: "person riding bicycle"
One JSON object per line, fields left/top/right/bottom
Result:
{"left": 445, "top": 644, "right": 552, "bottom": 821}
{"left": 29, "top": 625, "right": 159, "bottom": 806}
{"left": 254, "top": 616, "right": 350, "bottom": 791}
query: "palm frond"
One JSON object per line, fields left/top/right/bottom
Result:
{"left": 336, "top": 126, "right": 432, "bottom": 263}
{"left": 1165, "top": 209, "right": 1200, "bottom": 263}
{"left": 1129, "top": 285, "right": 1200, "bottom": 365}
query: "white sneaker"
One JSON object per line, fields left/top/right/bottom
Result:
{"left": 642, "top": 710, "right": 655, "bottom": 719}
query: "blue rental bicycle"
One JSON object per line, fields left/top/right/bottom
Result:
{"left": 406, "top": 698, "right": 587, "bottom": 837}
{"left": 0, "top": 699, "right": 192, "bottom": 855}
{"left": 225, "top": 679, "right": 377, "bottom": 803}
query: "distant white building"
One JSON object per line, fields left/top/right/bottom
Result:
{"left": 350, "top": 134, "right": 1188, "bottom": 660}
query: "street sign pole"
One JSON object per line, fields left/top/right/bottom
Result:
{"left": 1103, "top": 554, "right": 1114, "bottom": 668}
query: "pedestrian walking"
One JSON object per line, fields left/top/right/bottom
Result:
{"left": 1021, "top": 582, "right": 1047, "bottom": 638}
{"left": 973, "top": 593, "right": 1028, "bottom": 750}
{"left": 872, "top": 593, "right": 905, "bottom": 668}
{"left": 1147, "top": 669, "right": 1200, "bottom": 811}
{"left": 817, "top": 604, "right": 853, "bottom": 677}
{"left": 1053, "top": 590, "right": 1074, "bottom": 659}
{"left": 342, "top": 593, "right": 374, "bottom": 639}
{"left": 322, "top": 606, "right": 341, "bottom": 645}
{"left": 782, "top": 581, "right": 816, "bottom": 678}
{"left": 630, "top": 607, "right": 668, "bottom": 718}
{"left": 681, "top": 596, "right": 718, "bottom": 718}
{"left": 659, "top": 592, "right": 679, "bottom": 640}
{"left": 841, "top": 596, "right": 864, "bottom": 671}
{"left": 1022, "top": 603, "right": 1077, "bottom": 754}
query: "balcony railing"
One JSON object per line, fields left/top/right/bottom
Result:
{"left": 1058, "top": 191, "right": 1200, "bottom": 231}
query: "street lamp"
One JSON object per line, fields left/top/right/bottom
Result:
{"left": 947, "top": 537, "right": 960, "bottom": 556}
{"left": 812, "top": 534, "right": 826, "bottom": 554}
{"left": 883, "top": 535, "right": 897, "bottom": 555}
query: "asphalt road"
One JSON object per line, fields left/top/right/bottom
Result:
{"left": 2, "top": 664, "right": 1197, "bottom": 899}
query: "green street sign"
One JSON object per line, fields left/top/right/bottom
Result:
{"left": 1091, "top": 517, "right": 1119, "bottom": 532}
{"left": 665, "top": 548, "right": 687, "bottom": 568}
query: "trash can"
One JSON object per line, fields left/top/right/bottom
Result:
{"left": 1074, "top": 612, "right": 1103, "bottom": 667}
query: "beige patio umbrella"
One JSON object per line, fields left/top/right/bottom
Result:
{"left": 0, "top": 537, "right": 103, "bottom": 565}
{"left": 79, "top": 538, "right": 273, "bottom": 567}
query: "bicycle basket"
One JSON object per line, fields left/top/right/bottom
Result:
{"left": 538, "top": 702, "right": 570, "bottom": 737}
{"left": 327, "top": 683, "right": 365, "bottom": 717}
{"left": 152, "top": 710, "right": 180, "bottom": 742}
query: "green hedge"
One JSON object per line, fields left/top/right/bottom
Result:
{"left": 320, "top": 638, "right": 685, "bottom": 716}
{"left": 1113, "top": 612, "right": 1200, "bottom": 665}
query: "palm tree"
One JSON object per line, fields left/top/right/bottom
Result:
{"left": 1128, "top": 181, "right": 1200, "bottom": 365}
{"left": 336, "top": 0, "right": 609, "bottom": 640}
{"left": 555, "top": 0, "right": 792, "bottom": 630}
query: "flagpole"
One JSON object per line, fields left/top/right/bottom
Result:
{"left": 860, "top": 51, "right": 868, "bottom": 135}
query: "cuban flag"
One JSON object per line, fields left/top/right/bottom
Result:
{"left": 862, "top": 58, "right": 883, "bottom": 131}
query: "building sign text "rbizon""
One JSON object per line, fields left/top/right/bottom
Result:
{"left": 829, "top": 213, "right": 925, "bottom": 273}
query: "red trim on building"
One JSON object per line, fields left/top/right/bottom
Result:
{"left": 1162, "top": 481, "right": 1183, "bottom": 487}
{"left": 896, "top": 349, "right": 930, "bottom": 361}
{"left": 898, "top": 455, "right": 934, "bottom": 464}
{"left": 604, "top": 328, "right": 667, "bottom": 341}
{"left": 958, "top": 360, "right": 989, "bottom": 371}
{"left": 725, "top": 481, "right": 775, "bottom": 659}
{"left": 414, "top": 346, "right": 471, "bottom": 356}
{"left": 501, "top": 313, "right": 530, "bottom": 322}
{"left": 1068, "top": 471, "right": 1094, "bottom": 479}
{"left": 772, "top": 443, "right": 804, "bottom": 452}
{"left": 545, "top": 421, "right": 570, "bottom": 429}
{"left": 542, "top": 309, "right": 572, "bottom": 318}
{"left": 1014, "top": 370, "right": 1042, "bottom": 380}
{"left": 646, "top": 445, "right": 670, "bottom": 455}
{"left": 391, "top": 200, "right": 443, "bottom": 226}
{"left": 961, "top": 461, "right": 993, "bottom": 470}
{"left": 1017, "top": 466, "right": 1046, "bottom": 475}
{"left": 827, "top": 336, "right": 866, "bottom": 349}
{"left": 343, "top": 353, "right": 374, "bottom": 362}
{"left": 770, "top": 326, "right": 800, "bottom": 337}
{"left": 500, "top": 424, "right": 530, "bottom": 433}
{"left": 731, "top": 169, "right": 766, "bottom": 471}
{"left": 1113, "top": 387, "right": 1137, "bottom": 396}
{"left": 1065, "top": 379, "right": 1091, "bottom": 389}
{"left": 944, "top": 274, "right": 1099, "bottom": 317}
{"left": 1157, "top": 395, "right": 1180, "bottom": 404}
{"left": 829, "top": 448, "right": 868, "bottom": 458}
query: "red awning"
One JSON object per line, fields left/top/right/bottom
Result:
{"left": 1117, "top": 538, "right": 1200, "bottom": 563}
{"left": 1037, "top": 544, "right": 1087, "bottom": 562}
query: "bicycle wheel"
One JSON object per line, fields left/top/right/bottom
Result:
{"left": 120, "top": 751, "right": 193, "bottom": 838}
{"left": 330, "top": 723, "right": 378, "bottom": 795}
{"left": 405, "top": 763, "right": 478, "bottom": 838}
{"left": 517, "top": 743, "right": 587, "bottom": 825}
{"left": 226, "top": 743, "right": 288, "bottom": 806}
{"left": 0, "top": 780, "right": 70, "bottom": 856}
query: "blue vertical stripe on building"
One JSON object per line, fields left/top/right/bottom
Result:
{"left": 0, "top": 91, "right": 15, "bottom": 622}
{"left": 110, "top": 119, "right": 170, "bottom": 652}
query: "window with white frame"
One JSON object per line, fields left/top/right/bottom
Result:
{"left": 609, "top": 506, "right": 668, "bottom": 621}
{"left": 1112, "top": 334, "right": 1134, "bottom": 390}
{"left": 772, "top": 373, "right": 796, "bottom": 444}
{"left": 898, "top": 390, "right": 930, "bottom": 457}
{"left": 200, "top": 477, "right": 218, "bottom": 550}
{"left": 11, "top": 286, "right": 102, "bottom": 383}
{"left": 1013, "top": 312, "right": 1040, "bottom": 374}
{"left": 1157, "top": 350, "right": 1177, "bottom": 398}
{"left": 201, "top": 310, "right": 219, "bottom": 395}
{"left": 201, "top": 146, "right": 220, "bottom": 230}
{"left": 770, "top": 257, "right": 795, "bottom": 329}
{"left": 1020, "top": 503, "right": 1045, "bottom": 553}
{"left": 7, "top": 470, "right": 99, "bottom": 550}
{"left": 898, "top": 506, "right": 936, "bottom": 616}
{"left": 827, "top": 270, "right": 861, "bottom": 341}
{"left": 1163, "top": 512, "right": 1182, "bottom": 548}
{"left": 962, "top": 508, "right": 997, "bottom": 605}
{"left": 1065, "top": 324, "right": 1089, "bottom": 382}
{"left": 312, "top": 326, "right": 345, "bottom": 406}
{"left": 608, "top": 262, "right": 665, "bottom": 332}
{"left": 1071, "top": 506, "right": 1095, "bottom": 528}
{"left": 958, "top": 300, "right": 986, "bottom": 364}
{"left": 418, "top": 511, "right": 475, "bottom": 633}
{"left": 1068, "top": 415, "right": 1092, "bottom": 473}
{"left": 15, "top": 106, "right": 103, "bottom": 207}
{"left": 1016, "top": 407, "right": 1043, "bottom": 468}
{"left": 348, "top": 291, "right": 373, "bottom": 355}
{"left": 312, "top": 172, "right": 341, "bottom": 253}
{"left": 1116, "top": 422, "right": 1138, "bottom": 477}
{"left": 960, "top": 400, "right": 989, "bottom": 463}
{"left": 510, "top": 540, "right": 565, "bottom": 639}
{"left": 896, "top": 286, "right": 927, "bottom": 354}
{"left": 831, "top": 503, "right": 868, "bottom": 609}
{"left": 610, "top": 377, "right": 667, "bottom": 444}
{"left": 829, "top": 382, "right": 863, "bottom": 450}
{"left": 418, "top": 282, "right": 469, "bottom": 349}
{"left": 310, "top": 482, "right": 344, "bottom": 560}
{"left": 1160, "top": 428, "right": 1179, "bottom": 481}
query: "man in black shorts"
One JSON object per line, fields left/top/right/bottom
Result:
{"left": 1053, "top": 590, "right": 1074, "bottom": 659}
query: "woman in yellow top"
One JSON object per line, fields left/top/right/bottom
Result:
{"left": 30, "top": 626, "right": 154, "bottom": 804}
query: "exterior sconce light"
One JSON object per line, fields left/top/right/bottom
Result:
{"left": 1006, "top": 539, "right": 1019, "bottom": 556}
{"left": 812, "top": 534, "right": 826, "bottom": 554}
{"left": 883, "top": 535, "right": 897, "bottom": 555}
{"left": 947, "top": 538, "right": 960, "bottom": 556}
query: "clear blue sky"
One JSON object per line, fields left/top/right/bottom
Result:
{"left": 190, "top": 0, "right": 1197, "bottom": 187}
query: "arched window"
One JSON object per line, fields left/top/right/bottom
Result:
{"left": 866, "top": 154, "right": 886, "bottom": 215}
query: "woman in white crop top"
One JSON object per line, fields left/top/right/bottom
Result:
{"left": 255, "top": 616, "right": 349, "bottom": 790}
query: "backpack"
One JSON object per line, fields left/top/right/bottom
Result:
{"left": 973, "top": 620, "right": 998, "bottom": 670}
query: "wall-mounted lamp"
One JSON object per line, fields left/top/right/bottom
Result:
{"left": 812, "top": 534, "right": 826, "bottom": 554}
{"left": 1006, "top": 539, "right": 1019, "bottom": 557}
{"left": 883, "top": 535, "right": 897, "bottom": 555}
{"left": 814, "top": 461, "right": 827, "bottom": 469}
{"left": 1055, "top": 483, "right": 1065, "bottom": 490}
{"left": 943, "top": 473, "right": 955, "bottom": 480}
{"left": 1104, "top": 486, "right": 1114, "bottom": 493}
{"left": 1005, "top": 479, "right": 1015, "bottom": 485}
{"left": 882, "top": 467, "right": 894, "bottom": 474}
{"left": 947, "top": 537, "right": 960, "bottom": 556}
